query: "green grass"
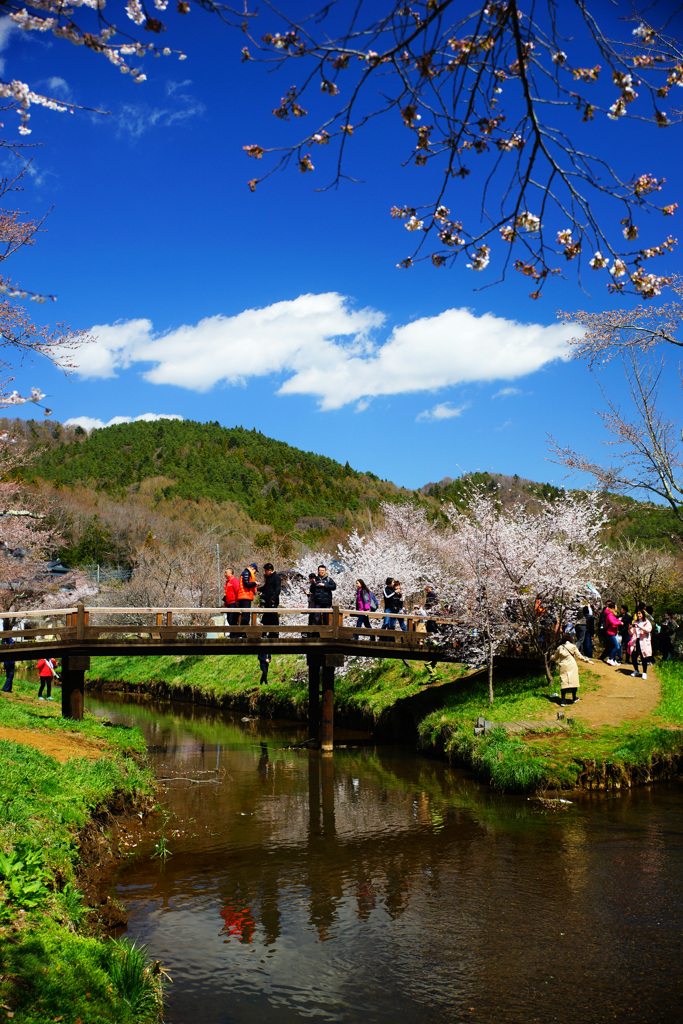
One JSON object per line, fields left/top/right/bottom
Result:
{"left": 0, "top": 675, "right": 146, "bottom": 756}
{"left": 0, "top": 680, "right": 161, "bottom": 1023}
{"left": 417, "top": 661, "right": 683, "bottom": 792}
{"left": 0, "top": 930, "right": 164, "bottom": 1024}
{"left": 655, "top": 660, "right": 683, "bottom": 723}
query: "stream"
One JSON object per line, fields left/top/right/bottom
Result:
{"left": 89, "top": 692, "right": 683, "bottom": 1024}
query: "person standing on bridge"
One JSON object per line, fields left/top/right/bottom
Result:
{"left": 382, "top": 578, "right": 397, "bottom": 631}
{"left": 237, "top": 563, "right": 259, "bottom": 634}
{"left": 353, "top": 578, "right": 373, "bottom": 639}
{"left": 309, "top": 564, "right": 336, "bottom": 630}
{"left": 223, "top": 567, "right": 240, "bottom": 631}
{"left": 259, "top": 563, "right": 281, "bottom": 638}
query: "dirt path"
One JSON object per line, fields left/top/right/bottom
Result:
{"left": 0, "top": 692, "right": 108, "bottom": 762}
{"left": 520, "top": 658, "right": 661, "bottom": 731}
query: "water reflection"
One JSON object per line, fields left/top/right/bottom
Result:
{"left": 90, "top": 694, "right": 683, "bottom": 1024}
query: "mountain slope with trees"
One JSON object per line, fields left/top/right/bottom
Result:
{"left": 4, "top": 418, "right": 681, "bottom": 584}
{"left": 11, "top": 417, "right": 405, "bottom": 545}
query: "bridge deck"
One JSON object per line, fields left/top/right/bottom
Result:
{"left": 1, "top": 604, "right": 458, "bottom": 740}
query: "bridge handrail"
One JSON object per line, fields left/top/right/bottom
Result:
{"left": 3, "top": 605, "right": 456, "bottom": 624}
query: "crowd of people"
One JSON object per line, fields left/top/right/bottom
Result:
{"left": 548, "top": 601, "right": 679, "bottom": 708}
{"left": 220, "top": 564, "right": 441, "bottom": 640}
{"left": 568, "top": 601, "right": 678, "bottom": 679}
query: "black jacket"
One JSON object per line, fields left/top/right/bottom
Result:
{"left": 310, "top": 575, "right": 337, "bottom": 608}
{"left": 258, "top": 572, "right": 281, "bottom": 608}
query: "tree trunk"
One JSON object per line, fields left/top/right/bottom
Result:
{"left": 487, "top": 625, "right": 494, "bottom": 705}
{"left": 543, "top": 651, "right": 554, "bottom": 686}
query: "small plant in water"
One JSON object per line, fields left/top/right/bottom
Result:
{"left": 152, "top": 805, "right": 174, "bottom": 865}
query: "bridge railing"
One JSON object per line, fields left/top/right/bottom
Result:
{"left": 0, "top": 604, "right": 454, "bottom": 650}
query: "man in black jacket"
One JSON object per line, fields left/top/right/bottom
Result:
{"left": 309, "top": 564, "right": 337, "bottom": 629}
{"left": 259, "top": 563, "right": 281, "bottom": 637}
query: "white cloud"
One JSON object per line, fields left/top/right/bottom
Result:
{"left": 0, "top": 15, "right": 17, "bottom": 74}
{"left": 46, "top": 76, "right": 71, "bottom": 98}
{"left": 114, "top": 98, "right": 205, "bottom": 138}
{"left": 63, "top": 412, "right": 184, "bottom": 433}
{"left": 492, "top": 386, "right": 522, "bottom": 399}
{"left": 67, "top": 293, "right": 571, "bottom": 411}
{"left": 416, "top": 402, "right": 470, "bottom": 423}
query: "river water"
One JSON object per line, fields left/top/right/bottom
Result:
{"left": 89, "top": 693, "right": 683, "bottom": 1024}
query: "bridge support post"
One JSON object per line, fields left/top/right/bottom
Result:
{"left": 307, "top": 656, "right": 321, "bottom": 749}
{"left": 61, "top": 655, "right": 90, "bottom": 721}
{"left": 321, "top": 654, "right": 344, "bottom": 753}
{"left": 321, "top": 665, "right": 334, "bottom": 753}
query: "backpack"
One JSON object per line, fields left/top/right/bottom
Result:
{"left": 368, "top": 591, "right": 379, "bottom": 612}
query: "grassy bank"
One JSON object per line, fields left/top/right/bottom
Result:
{"left": 0, "top": 677, "right": 164, "bottom": 1024}
{"left": 419, "top": 661, "right": 683, "bottom": 792}
{"left": 86, "top": 652, "right": 683, "bottom": 794}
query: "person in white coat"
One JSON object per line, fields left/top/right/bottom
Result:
{"left": 551, "top": 632, "right": 593, "bottom": 706}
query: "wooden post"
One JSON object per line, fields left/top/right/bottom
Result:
{"left": 61, "top": 654, "right": 90, "bottom": 721}
{"left": 307, "top": 656, "right": 321, "bottom": 748}
{"left": 76, "top": 603, "right": 86, "bottom": 640}
{"left": 156, "top": 613, "right": 163, "bottom": 627}
{"left": 321, "top": 664, "right": 335, "bottom": 752}
{"left": 332, "top": 605, "right": 340, "bottom": 639}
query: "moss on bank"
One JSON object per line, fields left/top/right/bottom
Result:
{"left": 85, "top": 653, "right": 683, "bottom": 794}
{"left": 0, "top": 679, "right": 163, "bottom": 1024}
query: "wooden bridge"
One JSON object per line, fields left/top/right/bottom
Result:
{"left": 1, "top": 604, "right": 456, "bottom": 750}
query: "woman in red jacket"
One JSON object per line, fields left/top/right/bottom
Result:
{"left": 223, "top": 567, "right": 240, "bottom": 628}
{"left": 37, "top": 657, "right": 57, "bottom": 701}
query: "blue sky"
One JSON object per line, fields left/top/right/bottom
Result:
{"left": 2, "top": 2, "right": 681, "bottom": 490}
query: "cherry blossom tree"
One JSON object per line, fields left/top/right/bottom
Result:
{"left": 237, "top": 1, "right": 682, "bottom": 297}
{"left": 337, "top": 501, "right": 442, "bottom": 604}
{"left": 0, "top": 154, "right": 86, "bottom": 400}
{"left": 491, "top": 490, "right": 610, "bottom": 683}
{"left": 555, "top": 272, "right": 683, "bottom": 523}
{"left": 0, "top": 431, "right": 65, "bottom": 612}
{"left": 5, "top": 2, "right": 683, "bottom": 296}
{"left": 443, "top": 493, "right": 517, "bottom": 703}
{"left": 561, "top": 275, "right": 683, "bottom": 368}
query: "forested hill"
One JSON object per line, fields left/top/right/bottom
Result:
{"left": 19, "top": 419, "right": 405, "bottom": 533}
